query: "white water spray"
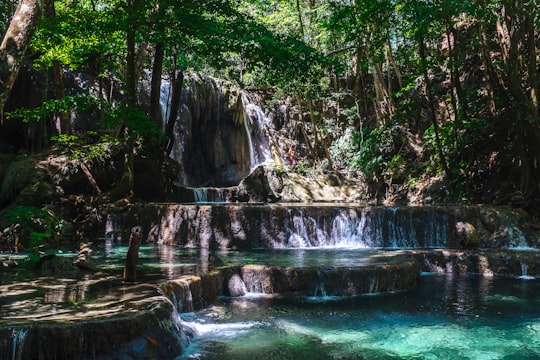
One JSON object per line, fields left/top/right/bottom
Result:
{"left": 241, "top": 92, "right": 273, "bottom": 169}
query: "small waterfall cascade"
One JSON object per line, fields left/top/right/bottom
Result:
{"left": 313, "top": 269, "right": 328, "bottom": 297}
{"left": 120, "top": 204, "right": 532, "bottom": 250}
{"left": 519, "top": 260, "right": 535, "bottom": 280}
{"left": 158, "top": 73, "right": 275, "bottom": 187}
{"left": 159, "top": 279, "right": 196, "bottom": 313}
{"left": 136, "top": 205, "right": 454, "bottom": 249}
{"left": 104, "top": 213, "right": 124, "bottom": 240}
{"left": 241, "top": 92, "right": 273, "bottom": 169}
{"left": 191, "top": 187, "right": 228, "bottom": 203}
{"left": 193, "top": 188, "right": 207, "bottom": 203}
{"left": 274, "top": 206, "right": 450, "bottom": 249}
{"left": 7, "top": 329, "right": 28, "bottom": 360}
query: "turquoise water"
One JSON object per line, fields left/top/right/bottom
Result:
{"left": 92, "top": 242, "right": 408, "bottom": 279}
{"left": 77, "top": 243, "right": 540, "bottom": 358}
{"left": 178, "top": 274, "right": 540, "bottom": 360}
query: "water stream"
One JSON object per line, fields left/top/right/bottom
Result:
{"left": 177, "top": 274, "right": 540, "bottom": 359}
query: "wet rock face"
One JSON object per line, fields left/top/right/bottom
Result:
{"left": 166, "top": 75, "right": 251, "bottom": 187}
{"left": 119, "top": 204, "right": 535, "bottom": 250}
{"left": 236, "top": 165, "right": 281, "bottom": 203}
{"left": 456, "top": 221, "right": 479, "bottom": 248}
{"left": 227, "top": 273, "right": 247, "bottom": 297}
{"left": 415, "top": 249, "right": 540, "bottom": 278}
{"left": 223, "top": 260, "right": 420, "bottom": 296}
{"left": 159, "top": 273, "right": 223, "bottom": 312}
{"left": 0, "top": 297, "right": 188, "bottom": 360}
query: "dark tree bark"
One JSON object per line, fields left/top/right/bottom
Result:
{"left": 44, "top": 0, "right": 70, "bottom": 135}
{"left": 165, "top": 70, "right": 183, "bottom": 156}
{"left": 418, "top": 33, "right": 450, "bottom": 179}
{"left": 0, "top": 0, "right": 50, "bottom": 113}
{"left": 149, "top": 42, "right": 164, "bottom": 126}
{"left": 123, "top": 226, "right": 142, "bottom": 282}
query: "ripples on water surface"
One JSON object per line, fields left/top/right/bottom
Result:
{"left": 92, "top": 243, "right": 404, "bottom": 280}
{"left": 4, "top": 243, "right": 540, "bottom": 358}
{"left": 178, "top": 274, "right": 540, "bottom": 360}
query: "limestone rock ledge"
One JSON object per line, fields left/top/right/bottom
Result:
{"left": 0, "top": 296, "right": 189, "bottom": 360}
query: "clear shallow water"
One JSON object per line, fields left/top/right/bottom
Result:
{"left": 91, "top": 241, "right": 406, "bottom": 280}
{"left": 177, "top": 274, "right": 540, "bottom": 360}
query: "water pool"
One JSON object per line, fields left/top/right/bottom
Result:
{"left": 178, "top": 273, "right": 540, "bottom": 360}
{"left": 92, "top": 242, "right": 412, "bottom": 276}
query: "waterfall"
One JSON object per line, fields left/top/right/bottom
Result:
{"left": 160, "top": 77, "right": 172, "bottom": 121}
{"left": 158, "top": 74, "right": 274, "bottom": 187}
{"left": 104, "top": 213, "right": 124, "bottom": 241}
{"left": 137, "top": 204, "right": 455, "bottom": 249}
{"left": 313, "top": 269, "right": 328, "bottom": 297}
{"left": 241, "top": 92, "right": 273, "bottom": 169}
{"left": 193, "top": 188, "right": 207, "bottom": 203}
{"left": 10, "top": 329, "right": 28, "bottom": 360}
{"left": 122, "top": 204, "right": 533, "bottom": 250}
{"left": 160, "top": 279, "right": 195, "bottom": 313}
{"left": 519, "top": 260, "right": 535, "bottom": 280}
{"left": 275, "top": 207, "right": 450, "bottom": 249}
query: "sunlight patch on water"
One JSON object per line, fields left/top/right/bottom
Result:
{"left": 177, "top": 273, "right": 540, "bottom": 360}
{"left": 180, "top": 318, "right": 540, "bottom": 359}
{"left": 276, "top": 321, "right": 531, "bottom": 359}
{"left": 185, "top": 320, "right": 263, "bottom": 338}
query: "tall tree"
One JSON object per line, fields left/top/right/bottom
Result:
{"left": 0, "top": 0, "right": 50, "bottom": 113}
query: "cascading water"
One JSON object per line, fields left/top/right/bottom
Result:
{"left": 519, "top": 259, "right": 535, "bottom": 280}
{"left": 159, "top": 74, "right": 274, "bottom": 188}
{"left": 241, "top": 92, "right": 273, "bottom": 169}
{"left": 10, "top": 329, "right": 28, "bottom": 360}
{"left": 141, "top": 205, "right": 454, "bottom": 249}
{"left": 97, "top": 74, "right": 540, "bottom": 359}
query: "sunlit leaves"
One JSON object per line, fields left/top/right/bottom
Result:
{"left": 31, "top": 1, "right": 125, "bottom": 74}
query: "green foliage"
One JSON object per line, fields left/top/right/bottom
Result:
{"left": 19, "top": 253, "right": 42, "bottom": 270}
{"left": 31, "top": 1, "right": 125, "bottom": 74}
{"left": 51, "top": 131, "right": 123, "bottom": 167}
{"left": 2, "top": 206, "right": 64, "bottom": 250}
{"left": 351, "top": 126, "right": 397, "bottom": 182}
{"left": 110, "top": 104, "right": 164, "bottom": 143}
{"left": 0, "top": 0, "right": 18, "bottom": 34}
{"left": 5, "top": 95, "right": 99, "bottom": 123}
{"left": 295, "top": 161, "right": 313, "bottom": 174}
{"left": 331, "top": 124, "right": 418, "bottom": 186}
{"left": 7, "top": 93, "right": 163, "bottom": 146}
{"left": 329, "top": 127, "right": 361, "bottom": 169}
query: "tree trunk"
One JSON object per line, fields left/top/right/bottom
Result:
{"left": 307, "top": 97, "right": 333, "bottom": 169}
{"left": 418, "top": 33, "right": 451, "bottom": 179}
{"left": 295, "top": 0, "right": 305, "bottom": 40}
{"left": 354, "top": 46, "right": 369, "bottom": 117}
{"left": 123, "top": 226, "right": 142, "bottom": 282}
{"left": 478, "top": 22, "right": 499, "bottom": 116}
{"left": 385, "top": 39, "right": 402, "bottom": 90}
{"left": 499, "top": 0, "right": 540, "bottom": 200}
{"left": 523, "top": 2, "right": 538, "bottom": 119}
{"left": 44, "top": 0, "right": 70, "bottom": 135}
{"left": 125, "top": 0, "right": 138, "bottom": 109}
{"left": 295, "top": 95, "right": 316, "bottom": 159}
{"left": 0, "top": 0, "right": 49, "bottom": 113}
{"left": 149, "top": 42, "right": 164, "bottom": 126}
{"left": 165, "top": 70, "right": 184, "bottom": 156}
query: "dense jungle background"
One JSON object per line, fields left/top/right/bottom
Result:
{"left": 0, "top": 0, "right": 539, "bottom": 252}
